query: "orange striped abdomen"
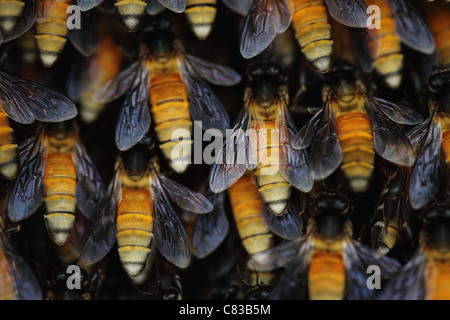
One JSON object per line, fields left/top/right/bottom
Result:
{"left": 0, "top": 0, "right": 24, "bottom": 32}
{"left": 34, "top": 0, "right": 70, "bottom": 67}
{"left": 292, "top": 0, "right": 332, "bottom": 73}
{"left": 425, "top": 263, "right": 450, "bottom": 300}
{"left": 115, "top": 0, "right": 147, "bottom": 31}
{"left": 365, "top": 0, "right": 403, "bottom": 89}
{"left": 0, "top": 108, "right": 18, "bottom": 180}
{"left": 228, "top": 172, "right": 273, "bottom": 256}
{"left": 308, "top": 252, "right": 346, "bottom": 300}
{"left": 426, "top": 7, "right": 450, "bottom": 67}
{"left": 116, "top": 187, "right": 154, "bottom": 277}
{"left": 0, "top": 246, "right": 17, "bottom": 300}
{"left": 336, "top": 112, "right": 374, "bottom": 193}
{"left": 43, "top": 153, "right": 76, "bottom": 246}
{"left": 185, "top": 0, "right": 217, "bottom": 40}
{"left": 150, "top": 73, "right": 192, "bottom": 174}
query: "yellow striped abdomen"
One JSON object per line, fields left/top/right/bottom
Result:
{"left": 365, "top": 0, "right": 403, "bottom": 89}
{"left": 426, "top": 7, "right": 450, "bottom": 67}
{"left": 115, "top": 0, "right": 147, "bottom": 31}
{"left": 34, "top": 0, "right": 70, "bottom": 68}
{"left": 0, "top": 0, "right": 24, "bottom": 32}
{"left": 185, "top": 0, "right": 217, "bottom": 40}
{"left": 250, "top": 120, "right": 290, "bottom": 214}
{"left": 43, "top": 153, "right": 77, "bottom": 246}
{"left": 228, "top": 172, "right": 273, "bottom": 256}
{"left": 116, "top": 187, "right": 154, "bottom": 278}
{"left": 308, "top": 252, "right": 346, "bottom": 300}
{"left": 425, "top": 262, "right": 450, "bottom": 300}
{"left": 336, "top": 112, "right": 374, "bottom": 193}
{"left": 150, "top": 72, "right": 192, "bottom": 174}
{"left": 0, "top": 108, "right": 18, "bottom": 180}
{"left": 292, "top": 0, "right": 332, "bottom": 73}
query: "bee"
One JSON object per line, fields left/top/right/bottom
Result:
{"left": 78, "top": 145, "right": 214, "bottom": 278}
{"left": 239, "top": 0, "right": 369, "bottom": 74}
{"left": 77, "top": 0, "right": 187, "bottom": 31}
{"left": 0, "top": 71, "right": 77, "bottom": 181}
{"left": 377, "top": 203, "right": 450, "bottom": 300}
{"left": 0, "top": 0, "right": 37, "bottom": 45}
{"left": 293, "top": 64, "right": 422, "bottom": 193}
{"left": 361, "top": 0, "right": 435, "bottom": 89}
{"left": 424, "top": 0, "right": 450, "bottom": 67}
{"left": 7, "top": 120, "right": 105, "bottom": 246}
{"left": 248, "top": 191, "right": 401, "bottom": 300}
{"left": 407, "top": 67, "right": 450, "bottom": 210}
{"left": 210, "top": 61, "right": 312, "bottom": 215}
{"left": 0, "top": 0, "right": 25, "bottom": 34}
{"left": 66, "top": 31, "right": 124, "bottom": 123}
{"left": 94, "top": 17, "right": 241, "bottom": 174}
{"left": 0, "top": 224, "right": 43, "bottom": 300}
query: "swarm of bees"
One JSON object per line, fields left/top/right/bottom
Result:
{"left": 0, "top": 0, "right": 449, "bottom": 301}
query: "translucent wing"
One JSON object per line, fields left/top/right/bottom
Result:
{"left": 375, "top": 252, "right": 426, "bottom": 300}
{"left": 68, "top": 9, "right": 98, "bottom": 57}
{"left": 178, "top": 57, "right": 230, "bottom": 134}
{"left": 146, "top": 0, "right": 166, "bottom": 15}
{"left": 221, "top": 0, "right": 253, "bottom": 16}
{"left": 93, "top": 61, "right": 141, "bottom": 103}
{"left": 158, "top": 175, "right": 214, "bottom": 214}
{"left": 7, "top": 137, "right": 45, "bottom": 223}
{"left": 408, "top": 116, "right": 441, "bottom": 210}
{"left": 77, "top": 0, "right": 105, "bottom": 11}
{"left": 406, "top": 116, "right": 433, "bottom": 151}
{"left": 292, "top": 107, "right": 323, "bottom": 150}
{"left": 2, "top": 0, "right": 37, "bottom": 43}
{"left": 73, "top": 141, "right": 106, "bottom": 220}
{"left": 350, "top": 26, "right": 381, "bottom": 73}
{"left": 157, "top": 0, "right": 187, "bottom": 13}
{"left": 153, "top": 180, "right": 190, "bottom": 269}
{"left": 260, "top": 202, "right": 302, "bottom": 241}
{"left": 192, "top": 189, "right": 229, "bottom": 259}
{"left": 181, "top": 53, "right": 241, "bottom": 86}
{"left": 363, "top": 94, "right": 416, "bottom": 167}
{"left": 371, "top": 97, "right": 423, "bottom": 125}
{"left": 115, "top": 65, "right": 151, "bottom": 151}
{"left": 352, "top": 240, "right": 401, "bottom": 275}
{"left": 388, "top": 0, "right": 435, "bottom": 54}
{"left": 325, "top": 0, "right": 368, "bottom": 28}
{"left": 209, "top": 108, "right": 250, "bottom": 193}
{"left": 240, "top": 0, "right": 294, "bottom": 59}
{"left": 0, "top": 72, "right": 77, "bottom": 124}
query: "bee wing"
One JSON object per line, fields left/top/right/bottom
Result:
{"left": 371, "top": 97, "right": 423, "bottom": 125}
{"left": 115, "top": 65, "right": 151, "bottom": 151}
{"left": 77, "top": 0, "right": 105, "bottom": 11}
{"left": 408, "top": 116, "right": 441, "bottom": 210}
{"left": 181, "top": 53, "right": 241, "bottom": 86}
{"left": 376, "top": 252, "right": 427, "bottom": 300}
{"left": 153, "top": 180, "right": 190, "bottom": 269}
{"left": 363, "top": 94, "right": 416, "bottom": 167}
{"left": 388, "top": 0, "right": 435, "bottom": 54}
{"left": 278, "top": 98, "right": 313, "bottom": 192}
{"left": 156, "top": 0, "right": 187, "bottom": 13}
{"left": 325, "top": 0, "right": 368, "bottom": 28}
{"left": 221, "top": 0, "right": 253, "bottom": 16}
{"left": 350, "top": 27, "right": 381, "bottom": 73}
{"left": 78, "top": 175, "right": 119, "bottom": 266}
{"left": 2, "top": 0, "right": 37, "bottom": 43}
{"left": 93, "top": 61, "right": 141, "bottom": 103}
{"left": 7, "top": 137, "right": 45, "bottom": 223}
{"left": 208, "top": 107, "right": 251, "bottom": 193}
{"left": 158, "top": 175, "right": 214, "bottom": 214}
{"left": 351, "top": 240, "right": 401, "bottom": 275}
{"left": 73, "top": 141, "right": 106, "bottom": 220}
{"left": 65, "top": 54, "right": 85, "bottom": 102}
{"left": 260, "top": 201, "right": 302, "bottom": 241}
{"left": 239, "top": 0, "right": 294, "bottom": 59}
{"left": 292, "top": 107, "right": 324, "bottom": 150}
{"left": 192, "top": 189, "right": 229, "bottom": 259}
{"left": 146, "top": 0, "right": 166, "bottom": 15}
{"left": 68, "top": 9, "right": 98, "bottom": 57}
{"left": 178, "top": 56, "right": 231, "bottom": 134}
{"left": 406, "top": 116, "right": 433, "bottom": 151}
{"left": 0, "top": 72, "right": 77, "bottom": 124}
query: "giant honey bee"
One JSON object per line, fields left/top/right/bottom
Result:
{"left": 7, "top": 120, "right": 105, "bottom": 246}
{"left": 248, "top": 190, "right": 401, "bottom": 300}
{"left": 78, "top": 145, "right": 214, "bottom": 278}
{"left": 94, "top": 17, "right": 240, "bottom": 174}
{"left": 209, "top": 61, "right": 312, "bottom": 215}
{"left": 292, "top": 64, "right": 422, "bottom": 193}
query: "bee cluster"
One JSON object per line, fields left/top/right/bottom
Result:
{"left": 0, "top": 0, "right": 449, "bottom": 301}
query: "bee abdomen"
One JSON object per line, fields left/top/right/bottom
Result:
{"left": 43, "top": 153, "right": 77, "bottom": 246}
{"left": 337, "top": 112, "right": 374, "bottom": 193}
{"left": 115, "top": 0, "right": 147, "bottom": 31}
{"left": 425, "top": 263, "right": 450, "bottom": 300}
{"left": 117, "top": 188, "right": 154, "bottom": 277}
{"left": 0, "top": 109, "right": 18, "bottom": 180}
{"left": 0, "top": 0, "right": 25, "bottom": 32}
{"left": 426, "top": 7, "right": 450, "bottom": 67}
{"left": 185, "top": 0, "right": 217, "bottom": 40}
{"left": 442, "top": 130, "right": 450, "bottom": 167}
{"left": 308, "top": 252, "right": 346, "bottom": 300}
{"left": 292, "top": 0, "right": 333, "bottom": 73}
{"left": 150, "top": 75, "right": 192, "bottom": 174}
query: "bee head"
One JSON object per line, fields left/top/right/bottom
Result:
{"left": 423, "top": 204, "right": 450, "bottom": 253}
{"left": 313, "top": 191, "right": 349, "bottom": 242}
{"left": 143, "top": 17, "right": 174, "bottom": 58}
{"left": 122, "top": 145, "right": 151, "bottom": 177}
{"left": 48, "top": 121, "right": 71, "bottom": 140}
{"left": 247, "top": 61, "right": 283, "bottom": 107}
